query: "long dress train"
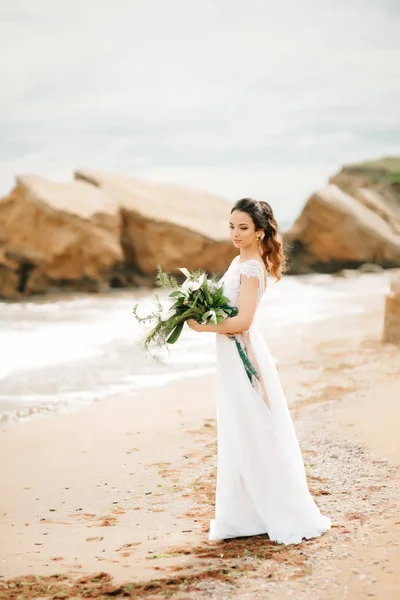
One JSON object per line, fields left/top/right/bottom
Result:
{"left": 208, "top": 256, "right": 331, "bottom": 545}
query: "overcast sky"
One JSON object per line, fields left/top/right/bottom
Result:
{"left": 1, "top": 0, "right": 399, "bottom": 220}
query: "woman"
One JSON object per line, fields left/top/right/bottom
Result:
{"left": 187, "top": 198, "right": 331, "bottom": 545}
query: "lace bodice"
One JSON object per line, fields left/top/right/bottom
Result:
{"left": 219, "top": 256, "right": 266, "bottom": 309}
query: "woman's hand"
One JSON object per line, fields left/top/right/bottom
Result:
{"left": 187, "top": 319, "right": 236, "bottom": 337}
{"left": 186, "top": 318, "right": 206, "bottom": 333}
{"left": 187, "top": 318, "right": 235, "bottom": 338}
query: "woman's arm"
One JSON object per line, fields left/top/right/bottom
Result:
{"left": 187, "top": 275, "right": 259, "bottom": 334}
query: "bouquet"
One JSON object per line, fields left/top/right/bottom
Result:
{"left": 132, "top": 266, "right": 260, "bottom": 389}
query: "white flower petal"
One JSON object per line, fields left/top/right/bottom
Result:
{"left": 161, "top": 308, "right": 175, "bottom": 322}
{"left": 178, "top": 267, "right": 191, "bottom": 279}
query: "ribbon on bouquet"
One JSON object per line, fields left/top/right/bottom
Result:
{"left": 230, "top": 332, "right": 261, "bottom": 390}
{"left": 229, "top": 331, "right": 271, "bottom": 410}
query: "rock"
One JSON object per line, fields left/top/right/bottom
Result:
{"left": 1, "top": 169, "right": 236, "bottom": 299}
{"left": 334, "top": 269, "right": 361, "bottom": 279}
{"left": 286, "top": 157, "right": 400, "bottom": 273}
{"left": 383, "top": 271, "right": 400, "bottom": 343}
{"left": 331, "top": 159, "right": 400, "bottom": 234}
{"left": 353, "top": 189, "right": 400, "bottom": 235}
{"left": 0, "top": 175, "right": 123, "bottom": 299}
{"left": 75, "top": 169, "right": 236, "bottom": 275}
{"left": 358, "top": 263, "right": 384, "bottom": 273}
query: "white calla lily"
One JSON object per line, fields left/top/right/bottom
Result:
{"left": 201, "top": 309, "right": 218, "bottom": 324}
{"left": 189, "top": 280, "right": 201, "bottom": 292}
{"left": 182, "top": 278, "right": 204, "bottom": 293}
{"left": 185, "top": 272, "right": 206, "bottom": 293}
{"left": 160, "top": 308, "right": 175, "bottom": 322}
{"left": 180, "top": 280, "right": 192, "bottom": 296}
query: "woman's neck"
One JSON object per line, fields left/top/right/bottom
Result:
{"left": 239, "top": 248, "right": 263, "bottom": 262}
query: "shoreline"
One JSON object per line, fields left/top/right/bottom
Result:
{"left": 0, "top": 261, "right": 396, "bottom": 304}
{"left": 0, "top": 268, "right": 396, "bottom": 424}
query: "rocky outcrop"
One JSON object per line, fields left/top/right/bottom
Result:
{"left": 330, "top": 158, "right": 400, "bottom": 233}
{"left": 74, "top": 169, "right": 236, "bottom": 274}
{"left": 286, "top": 158, "right": 400, "bottom": 273}
{"left": 0, "top": 176, "right": 123, "bottom": 299}
{"left": 383, "top": 271, "right": 400, "bottom": 343}
{"left": 0, "top": 171, "right": 237, "bottom": 299}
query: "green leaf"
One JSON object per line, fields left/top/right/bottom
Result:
{"left": 213, "top": 288, "right": 223, "bottom": 302}
{"left": 203, "top": 285, "right": 212, "bottom": 305}
{"left": 170, "top": 301, "right": 183, "bottom": 310}
{"left": 169, "top": 290, "right": 184, "bottom": 298}
{"left": 190, "top": 290, "right": 201, "bottom": 308}
{"left": 166, "top": 321, "right": 185, "bottom": 344}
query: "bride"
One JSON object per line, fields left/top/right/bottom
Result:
{"left": 187, "top": 198, "right": 331, "bottom": 545}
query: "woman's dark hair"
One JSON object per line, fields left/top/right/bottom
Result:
{"left": 231, "top": 198, "right": 287, "bottom": 281}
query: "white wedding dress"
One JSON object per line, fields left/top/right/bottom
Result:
{"left": 209, "top": 256, "right": 331, "bottom": 545}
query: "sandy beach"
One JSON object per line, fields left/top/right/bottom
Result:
{"left": 2, "top": 1, "right": 399, "bottom": 597}
{"left": 1, "top": 272, "right": 399, "bottom": 599}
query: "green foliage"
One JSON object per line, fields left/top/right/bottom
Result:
{"left": 344, "top": 156, "right": 400, "bottom": 184}
{"left": 154, "top": 264, "right": 179, "bottom": 289}
{"left": 355, "top": 157, "right": 400, "bottom": 172}
{"left": 383, "top": 171, "right": 400, "bottom": 184}
{"left": 133, "top": 266, "right": 236, "bottom": 358}
{"left": 133, "top": 266, "right": 261, "bottom": 394}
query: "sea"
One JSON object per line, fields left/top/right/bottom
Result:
{"left": 0, "top": 270, "right": 393, "bottom": 422}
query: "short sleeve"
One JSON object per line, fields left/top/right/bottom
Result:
{"left": 240, "top": 262, "right": 263, "bottom": 279}
{"left": 239, "top": 260, "right": 266, "bottom": 294}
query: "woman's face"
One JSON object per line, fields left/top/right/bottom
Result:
{"left": 229, "top": 210, "right": 258, "bottom": 249}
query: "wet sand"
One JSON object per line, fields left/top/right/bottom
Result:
{"left": 0, "top": 279, "right": 399, "bottom": 599}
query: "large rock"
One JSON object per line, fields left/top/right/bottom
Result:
{"left": 0, "top": 176, "right": 123, "bottom": 299}
{"left": 74, "top": 169, "right": 236, "bottom": 275}
{"left": 286, "top": 158, "right": 400, "bottom": 273}
{"left": 330, "top": 158, "right": 400, "bottom": 232}
{"left": 383, "top": 271, "right": 400, "bottom": 343}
